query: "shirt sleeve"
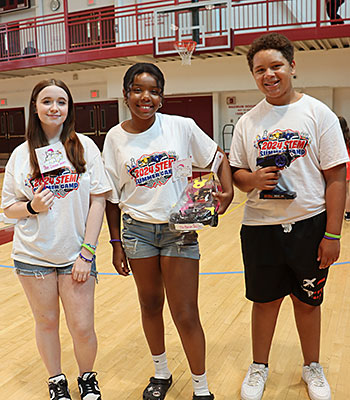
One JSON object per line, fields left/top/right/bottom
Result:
{"left": 84, "top": 137, "right": 112, "bottom": 195}
{"left": 1, "top": 153, "right": 19, "bottom": 209}
{"left": 319, "top": 111, "right": 349, "bottom": 170}
{"left": 229, "top": 118, "right": 250, "bottom": 169}
{"left": 188, "top": 118, "right": 217, "bottom": 168}
{"left": 102, "top": 133, "right": 120, "bottom": 203}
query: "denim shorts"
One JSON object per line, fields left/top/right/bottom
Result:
{"left": 122, "top": 214, "right": 200, "bottom": 260}
{"left": 14, "top": 259, "right": 98, "bottom": 280}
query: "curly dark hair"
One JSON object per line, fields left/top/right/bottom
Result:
{"left": 247, "top": 33, "right": 294, "bottom": 72}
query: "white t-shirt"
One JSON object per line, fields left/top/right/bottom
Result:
{"left": 1, "top": 134, "right": 111, "bottom": 267}
{"left": 229, "top": 94, "right": 349, "bottom": 225}
{"left": 102, "top": 113, "right": 218, "bottom": 223}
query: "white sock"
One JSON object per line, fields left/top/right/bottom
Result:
{"left": 192, "top": 372, "right": 210, "bottom": 396}
{"left": 152, "top": 352, "right": 171, "bottom": 379}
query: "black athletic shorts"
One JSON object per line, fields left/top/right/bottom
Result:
{"left": 240, "top": 212, "right": 328, "bottom": 306}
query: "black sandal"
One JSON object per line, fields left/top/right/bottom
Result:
{"left": 143, "top": 375, "right": 172, "bottom": 400}
{"left": 192, "top": 393, "right": 215, "bottom": 400}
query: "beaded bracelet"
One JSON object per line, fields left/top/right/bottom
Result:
{"left": 81, "top": 243, "right": 96, "bottom": 255}
{"left": 79, "top": 252, "right": 94, "bottom": 263}
{"left": 109, "top": 239, "right": 122, "bottom": 244}
{"left": 324, "top": 232, "right": 341, "bottom": 239}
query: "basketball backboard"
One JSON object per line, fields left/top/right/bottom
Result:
{"left": 153, "top": 0, "right": 233, "bottom": 58}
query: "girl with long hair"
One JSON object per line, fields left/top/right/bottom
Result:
{"left": 1, "top": 79, "right": 111, "bottom": 400}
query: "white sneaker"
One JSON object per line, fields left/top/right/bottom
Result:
{"left": 302, "top": 362, "right": 331, "bottom": 400}
{"left": 241, "top": 363, "right": 269, "bottom": 400}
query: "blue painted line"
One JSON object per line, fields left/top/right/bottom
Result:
{"left": 0, "top": 262, "right": 349, "bottom": 275}
{"left": 200, "top": 271, "right": 244, "bottom": 275}
{"left": 0, "top": 264, "right": 243, "bottom": 275}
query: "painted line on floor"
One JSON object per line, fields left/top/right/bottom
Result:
{"left": 0, "top": 261, "right": 349, "bottom": 276}
{"left": 221, "top": 199, "right": 246, "bottom": 217}
{"left": 0, "top": 264, "right": 243, "bottom": 275}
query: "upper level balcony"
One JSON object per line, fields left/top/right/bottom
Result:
{"left": 0, "top": 0, "right": 349, "bottom": 79}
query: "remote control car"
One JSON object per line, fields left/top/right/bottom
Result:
{"left": 169, "top": 176, "right": 219, "bottom": 231}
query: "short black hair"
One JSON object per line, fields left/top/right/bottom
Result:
{"left": 123, "top": 63, "right": 165, "bottom": 95}
{"left": 247, "top": 33, "right": 294, "bottom": 72}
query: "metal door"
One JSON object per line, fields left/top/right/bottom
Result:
{"left": 0, "top": 108, "right": 25, "bottom": 154}
{"left": 74, "top": 101, "right": 118, "bottom": 151}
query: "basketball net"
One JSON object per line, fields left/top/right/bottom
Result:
{"left": 174, "top": 40, "right": 197, "bottom": 66}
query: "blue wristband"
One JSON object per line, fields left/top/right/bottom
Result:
{"left": 109, "top": 239, "right": 122, "bottom": 244}
{"left": 79, "top": 252, "right": 94, "bottom": 263}
{"left": 323, "top": 235, "right": 339, "bottom": 240}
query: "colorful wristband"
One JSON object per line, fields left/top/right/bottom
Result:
{"left": 78, "top": 252, "right": 94, "bottom": 263}
{"left": 109, "top": 239, "right": 122, "bottom": 244}
{"left": 324, "top": 232, "right": 341, "bottom": 239}
{"left": 26, "top": 200, "right": 39, "bottom": 215}
{"left": 81, "top": 243, "right": 96, "bottom": 255}
{"left": 323, "top": 235, "right": 339, "bottom": 240}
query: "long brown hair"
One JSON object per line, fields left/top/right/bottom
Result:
{"left": 26, "top": 79, "right": 86, "bottom": 179}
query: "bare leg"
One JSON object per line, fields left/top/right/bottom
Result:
{"left": 129, "top": 256, "right": 166, "bottom": 355}
{"left": 251, "top": 298, "right": 284, "bottom": 364}
{"left": 161, "top": 256, "right": 206, "bottom": 375}
{"left": 291, "top": 294, "right": 320, "bottom": 365}
{"left": 18, "top": 273, "right": 61, "bottom": 377}
{"left": 59, "top": 274, "right": 97, "bottom": 375}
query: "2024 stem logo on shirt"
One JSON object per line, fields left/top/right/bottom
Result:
{"left": 254, "top": 128, "right": 310, "bottom": 162}
{"left": 127, "top": 151, "right": 177, "bottom": 189}
{"left": 27, "top": 167, "right": 80, "bottom": 198}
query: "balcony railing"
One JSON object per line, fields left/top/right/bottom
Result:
{"left": 0, "top": 0, "right": 348, "bottom": 66}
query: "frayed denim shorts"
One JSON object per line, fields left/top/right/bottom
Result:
{"left": 14, "top": 259, "right": 98, "bottom": 280}
{"left": 122, "top": 214, "right": 200, "bottom": 260}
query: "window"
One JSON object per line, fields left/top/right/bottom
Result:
{"left": 0, "top": 0, "right": 30, "bottom": 14}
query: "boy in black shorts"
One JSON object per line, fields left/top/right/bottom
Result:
{"left": 229, "top": 32, "right": 348, "bottom": 400}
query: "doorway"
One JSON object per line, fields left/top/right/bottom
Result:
{"left": 74, "top": 100, "right": 119, "bottom": 151}
{"left": 0, "top": 107, "right": 25, "bottom": 154}
{"left": 159, "top": 95, "right": 213, "bottom": 138}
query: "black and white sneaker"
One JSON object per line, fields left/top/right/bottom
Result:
{"left": 77, "top": 372, "right": 102, "bottom": 400}
{"left": 48, "top": 374, "right": 72, "bottom": 400}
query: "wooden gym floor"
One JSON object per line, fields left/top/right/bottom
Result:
{"left": 0, "top": 171, "right": 350, "bottom": 399}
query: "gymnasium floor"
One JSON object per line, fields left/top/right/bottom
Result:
{"left": 0, "top": 171, "right": 350, "bottom": 399}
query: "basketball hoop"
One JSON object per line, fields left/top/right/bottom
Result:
{"left": 174, "top": 40, "right": 197, "bottom": 66}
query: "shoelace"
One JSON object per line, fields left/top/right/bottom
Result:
{"left": 50, "top": 381, "right": 69, "bottom": 399}
{"left": 307, "top": 366, "right": 326, "bottom": 387}
{"left": 81, "top": 377, "right": 98, "bottom": 394}
{"left": 83, "top": 380, "right": 93, "bottom": 393}
{"left": 247, "top": 368, "right": 266, "bottom": 386}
